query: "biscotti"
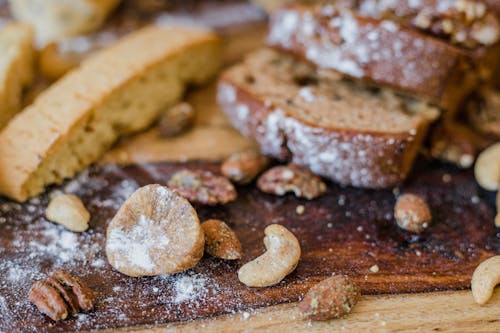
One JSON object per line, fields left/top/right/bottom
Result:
{"left": 267, "top": 2, "right": 483, "bottom": 114}
{"left": 0, "top": 25, "right": 221, "bottom": 201}
{"left": 217, "top": 49, "right": 439, "bottom": 189}
{"left": 8, "top": 0, "right": 121, "bottom": 43}
{"left": 0, "top": 23, "right": 34, "bottom": 130}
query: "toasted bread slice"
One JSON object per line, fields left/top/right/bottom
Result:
{"left": 0, "top": 25, "right": 221, "bottom": 201}
{"left": 267, "top": 2, "right": 478, "bottom": 113}
{"left": 217, "top": 49, "right": 439, "bottom": 189}
{"left": 0, "top": 23, "right": 34, "bottom": 130}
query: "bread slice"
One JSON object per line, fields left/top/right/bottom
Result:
{"left": 0, "top": 25, "right": 221, "bottom": 201}
{"left": 267, "top": 2, "right": 478, "bottom": 113}
{"left": 8, "top": 0, "right": 121, "bottom": 43}
{"left": 217, "top": 49, "right": 439, "bottom": 189}
{"left": 0, "top": 23, "right": 34, "bottom": 130}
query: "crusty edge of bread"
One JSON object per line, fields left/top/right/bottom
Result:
{"left": 0, "top": 26, "right": 221, "bottom": 201}
{"left": 217, "top": 76, "right": 433, "bottom": 189}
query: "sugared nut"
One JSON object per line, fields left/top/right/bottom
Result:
{"left": 167, "top": 169, "right": 237, "bottom": 206}
{"left": 221, "top": 150, "right": 269, "bottom": 184}
{"left": 474, "top": 143, "right": 500, "bottom": 226}
{"left": 474, "top": 142, "right": 500, "bottom": 191}
{"left": 106, "top": 185, "right": 205, "bottom": 277}
{"left": 471, "top": 255, "right": 500, "bottom": 305}
{"left": 257, "top": 164, "right": 327, "bottom": 200}
{"left": 394, "top": 194, "right": 432, "bottom": 233}
{"left": 238, "top": 224, "right": 301, "bottom": 287}
{"left": 29, "top": 270, "right": 95, "bottom": 321}
{"left": 158, "top": 102, "right": 195, "bottom": 137}
{"left": 299, "top": 275, "right": 360, "bottom": 321}
{"left": 201, "top": 219, "right": 242, "bottom": 260}
{"left": 46, "top": 194, "right": 90, "bottom": 232}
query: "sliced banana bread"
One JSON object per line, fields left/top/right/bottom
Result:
{"left": 217, "top": 49, "right": 439, "bottom": 189}
{"left": 267, "top": 2, "right": 478, "bottom": 113}
{"left": 0, "top": 26, "right": 221, "bottom": 201}
{"left": 0, "top": 23, "right": 34, "bottom": 130}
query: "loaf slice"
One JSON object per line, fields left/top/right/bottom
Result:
{"left": 0, "top": 25, "right": 221, "bottom": 201}
{"left": 9, "top": 0, "right": 121, "bottom": 43}
{"left": 217, "top": 49, "right": 439, "bottom": 189}
{"left": 0, "top": 23, "right": 34, "bottom": 130}
{"left": 466, "top": 88, "right": 500, "bottom": 138}
{"left": 267, "top": 2, "right": 477, "bottom": 113}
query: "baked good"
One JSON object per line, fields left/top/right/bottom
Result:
{"left": 0, "top": 25, "right": 221, "bottom": 201}
{"left": 8, "top": 0, "right": 121, "bottom": 43}
{"left": 267, "top": 2, "right": 477, "bottom": 113}
{"left": 217, "top": 48, "right": 439, "bottom": 189}
{"left": 0, "top": 23, "right": 34, "bottom": 130}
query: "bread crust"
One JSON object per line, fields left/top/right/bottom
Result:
{"left": 218, "top": 75, "right": 432, "bottom": 189}
{"left": 267, "top": 4, "right": 478, "bottom": 113}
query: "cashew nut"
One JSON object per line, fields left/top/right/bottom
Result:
{"left": 474, "top": 142, "right": 500, "bottom": 191}
{"left": 471, "top": 255, "right": 500, "bottom": 305}
{"left": 238, "top": 224, "right": 301, "bottom": 287}
{"left": 46, "top": 194, "right": 90, "bottom": 232}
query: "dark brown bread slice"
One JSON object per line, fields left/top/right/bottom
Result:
{"left": 217, "top": 48, "right": 439, "bottom": 189}
{"left": 267, "top": 2, "right": 478, "bottom": 113}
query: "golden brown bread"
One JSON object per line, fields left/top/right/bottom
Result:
{"left": 0, "top": 25, "right": 221, "bottom": 201}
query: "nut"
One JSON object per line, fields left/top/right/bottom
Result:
{"left": 167, "top": 169, "right": 237, "bottom": 205}
{"left": 158, "top": 102, "right": 195, "bottom": 137}
{"left": 238, "top": 224, "right": 301, "bottom": 287}
{"left": 257, "top": 164, "right": 327, "bottom": 200}
{"left": 471, "top": 255, "right": 500, "bottom": 305}
{"left": 46, "top": 194, "right": 90, "bottom": 232}
{"left": 394, "top": 194, "right": 432, "bottom": 233}
{"left": 299, "top": 275, "right": 360, "bottom": 321}
{"left": 221, "top": 150, "right": 269, "bottom": 184}
{"left": 474, "top": 142, "right": 500, "bottom": 191}
{"left": 496, "top": 192, "right": 500, "bottom": 228}
{"left": 201, "top": 219, "right": 242, "bottom": 260}
{"left": 106, "top": 184, "right": 204, "bottom": 277}
{"left": 29, "top": 270, "right": 95, "bottom": 321}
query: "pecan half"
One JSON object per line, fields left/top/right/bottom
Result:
{"left": 257, "top": 164, "right": 326, "bottom": 199}
{"left": 221, "top": 150, "right": 269, "bottom": 184}
{"left": 29, "top": 270, "right": 95, "bottom": 321}
{"left": 167, "top": 169, "right": 237, "bottom": 205}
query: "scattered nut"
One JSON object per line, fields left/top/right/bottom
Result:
{"left": 471, "top": 255, "right": 500, "bottom": 305}
{"left": 299, "top": 275, "right": 360, "bottom": 321}
{"left": 496, "top": 192, "right": 500, "bottom": 228}
{"left": 474, "top": 142, "right": 500, "bottom": 191}
{"left": 158, "top": 102, "right": 195, "bottom": 137}
{"left": 167, "top": 169, "right": 237, "bottom": 205}
{"left": 45, "top": 194, "right": 90, "bottom": 232}
{"left": 106, "top": 184, "right": 204, "bottom": 277}
{"left": 238, "top": 224, "right": 301, "bottom": 287}
{"left": 257, "top": 164, "right": 327, "bottom": 200}
{"left": 221, "top": 150, "right": 269, "bottom": 184}
{"left": 29, "top": 270, "right": 95, "bottom": 321}
{"left": 201, "top": 219, "right": 242, "bottom": 260}
{"left": 394, "top": 194, "right": 432, "bottom": 233}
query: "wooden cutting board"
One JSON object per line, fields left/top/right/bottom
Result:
{"left": 0, "top": 1, "right": 498, "bottom": 332}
